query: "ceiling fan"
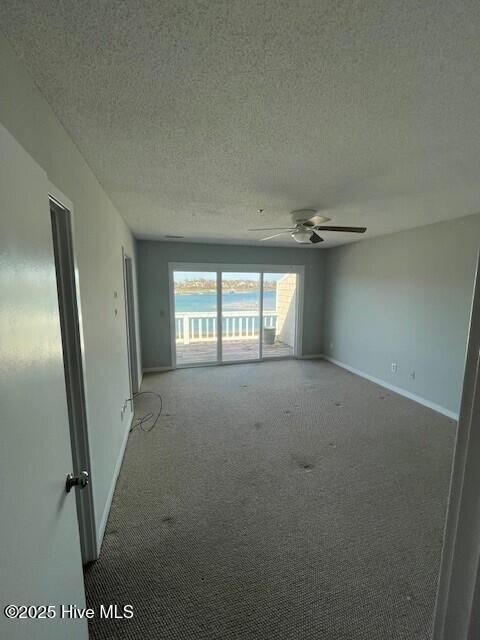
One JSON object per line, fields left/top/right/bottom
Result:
{"left": 248, "top": 209, "right": 367, "bottom": 244}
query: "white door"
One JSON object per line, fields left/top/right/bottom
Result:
{"left": 0, "top": 125, "right": 88, "bottom": 639}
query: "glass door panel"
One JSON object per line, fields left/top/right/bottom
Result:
{"left": 173, "top": 271, "right": 218, "bottom": 366}
{"left": 262, "top": 273, "right": 297, "bottom": 358}
{"left": 221, "top": 272, "right": 260, "bottom": 362}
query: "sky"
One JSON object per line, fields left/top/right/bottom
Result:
{"left": 174, "top": 271, "right": 285, "bottom": 282}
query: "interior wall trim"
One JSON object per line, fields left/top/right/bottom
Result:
{"left": 323, "top": 356, "right": 459, "bottom": 421}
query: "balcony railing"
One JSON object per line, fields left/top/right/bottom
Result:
{"left": 175, "top": 311, "right": 277, "bottom": 344}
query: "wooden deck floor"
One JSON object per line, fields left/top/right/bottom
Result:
{"left": 176, "top": 339, "right": 294, "bottom": 365}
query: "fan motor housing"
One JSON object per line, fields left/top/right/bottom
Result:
{"left": 291, "top": 209, "right": 317, "bottom": 224}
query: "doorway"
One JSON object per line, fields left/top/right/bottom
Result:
{"left": 123, "top": 251, "right": 139, "bottom": 394}
{"left": 170, "top": 263, "right": 303, "bottom": 368}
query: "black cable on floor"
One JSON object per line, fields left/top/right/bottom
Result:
{"left": 128, "top": 390, "right": 163, "bottom": 433}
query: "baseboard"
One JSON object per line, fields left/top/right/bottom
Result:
{"left": 323, "top": 355, "right": 459, "bottom": 421}
{"left": 97, "top": 410, "right": 132, "bottom": 550}
{"left": 146, "top": 358, "right": 323, "bottom": 369}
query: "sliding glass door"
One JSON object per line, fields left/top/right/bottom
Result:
{"left": 262, "top": 273, "right": 297, "bottom": 358}
{"left": 171, "top": 264, "right": 301, "bottom": 367}
{"left": 173, "top": 270, "right": 218, "bottom": 366}
{"left": 222, "top": 272, "right": 260, "bottom": 362}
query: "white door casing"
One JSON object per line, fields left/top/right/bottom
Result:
{"left": 433, "top": 253, "right": 480, "bottom": 640}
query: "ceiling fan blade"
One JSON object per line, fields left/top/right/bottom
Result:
{"left": 260, "top": 232, "right": 290, "bottom": 241}
{"left": 310, "top": 233, "right": 324, "bottom": 244}
{"left": 248, "top": 227, "right": 294, "bottom": 231}
{"left": 314, "top": 225, "right": 367, "bottom": 233}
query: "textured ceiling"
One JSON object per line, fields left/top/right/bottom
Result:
{"left": 1, "top": 1, "right": 480, "bottom": 247}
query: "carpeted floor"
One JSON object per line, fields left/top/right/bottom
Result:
{"left": 84, "top": 360, "right": 455, "bottom": 640}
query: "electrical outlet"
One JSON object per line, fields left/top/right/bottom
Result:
{"left": 391, "top": 363, "right": 398, "bottom": 373}
{"left": 410, "top": 371, "right": 416, "bottom": 380}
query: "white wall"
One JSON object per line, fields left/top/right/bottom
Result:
{"left": 322, "top": 213, "right": 480, "bottom": 417}
{"left": 0, "top": 33, "right": 141, "bottom": 548}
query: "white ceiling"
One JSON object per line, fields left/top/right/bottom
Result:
{"left": 1, "top": 1, "right": 480, "bottom": 248}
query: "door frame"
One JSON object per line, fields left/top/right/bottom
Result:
{"left": 168, "top": 262, "right": 305, "bottom": 369}
{"left": 49, "top": 183, "right": 98, "bottom": 563}
{"left": 122, "top": 249, "right": 139, "bottom": 395}
{"left": 433, "top": 252, "right": 480, "bottom": 640}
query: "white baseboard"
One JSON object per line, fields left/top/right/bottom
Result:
{"left": 97, "top": 410, "right": 132, "bottom": 550}
{"left": 146, "top": 358, "right": 322, "bottom": 370}
{"left": 323, "top": 355, "right": 459, "bottom": 421}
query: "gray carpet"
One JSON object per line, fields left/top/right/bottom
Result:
{"left": 84, "top": 360, "right": 455, "bottom": 640}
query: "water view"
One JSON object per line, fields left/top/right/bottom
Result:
{"left": 172, "top": 270, "right": 297, "bottom": 365}
{"left": 174, "top": 290, "right": 276, "bottom": 312}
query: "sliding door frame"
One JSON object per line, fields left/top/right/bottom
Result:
{"left": 168, "top": 262, "right": 305, "bottom": 369}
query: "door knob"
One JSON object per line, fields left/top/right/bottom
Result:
{"left": 66, "top": 471, "right": 89, "bottom": 493}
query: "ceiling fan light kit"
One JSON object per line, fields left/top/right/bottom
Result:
{"left": 248, "top": 209, "right": 367, "bottom": 245}
{"left": 292, "top": 228, "right": 315, "bottom": 243}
